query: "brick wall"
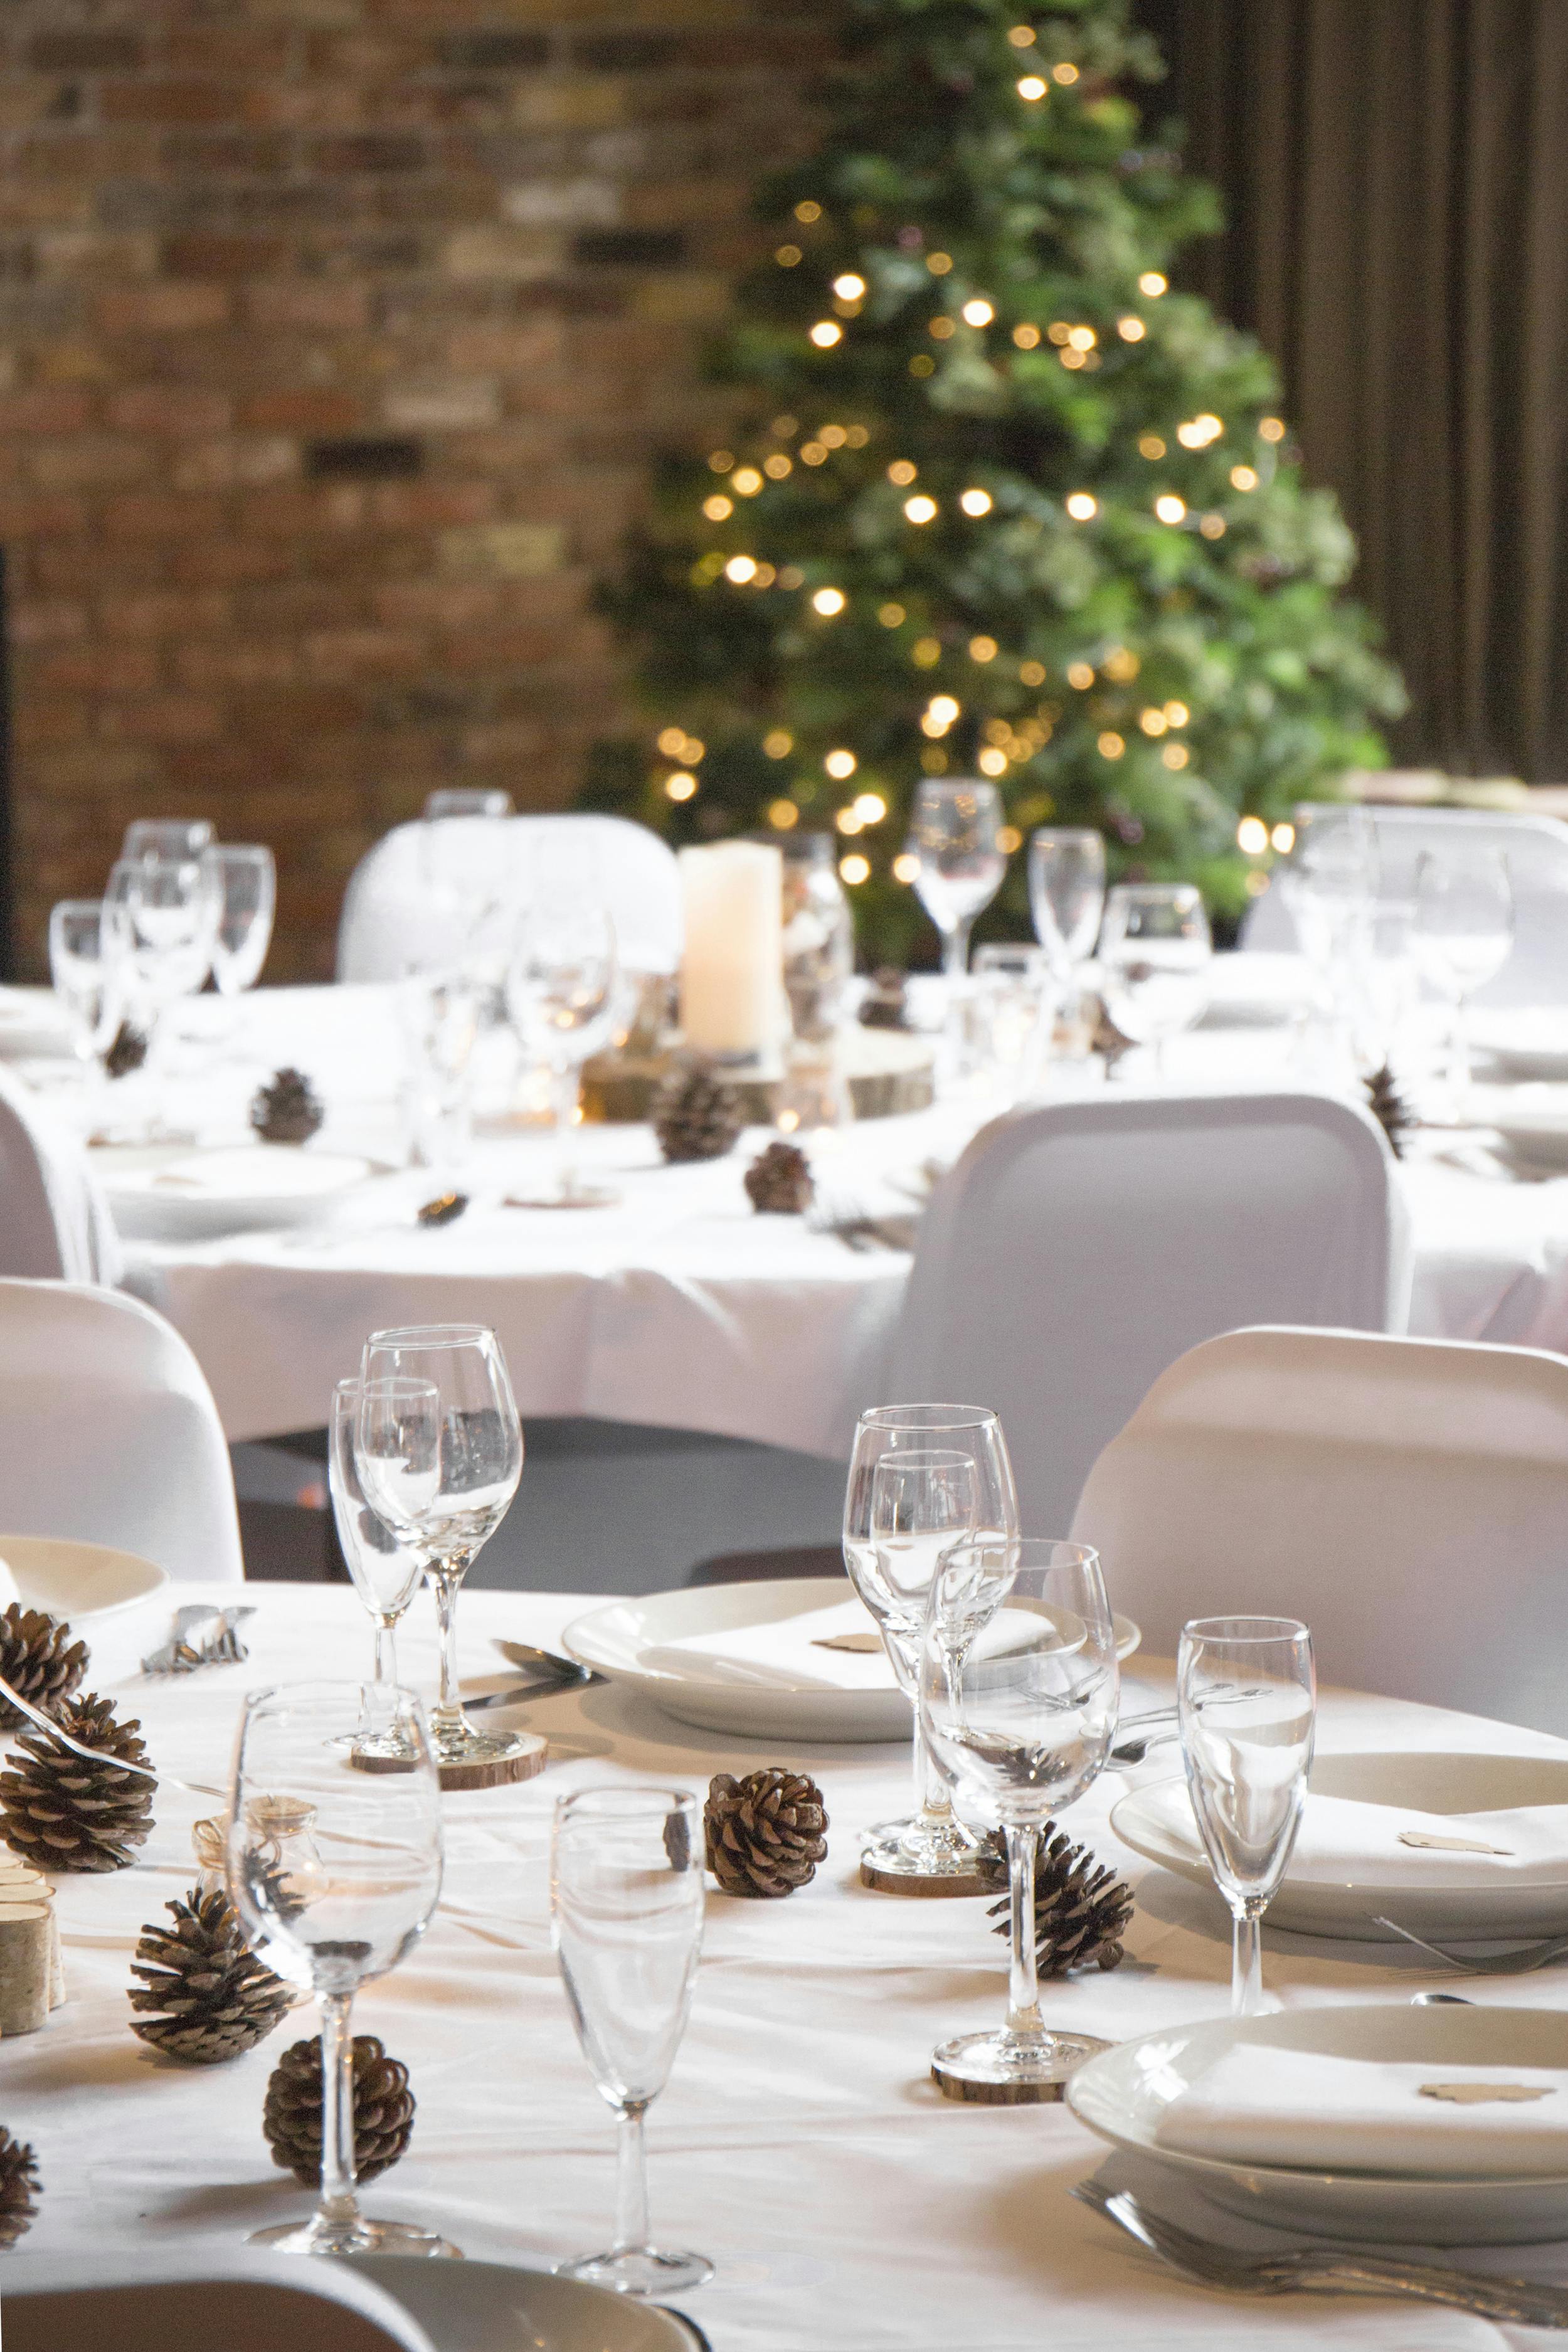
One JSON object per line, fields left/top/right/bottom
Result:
{"left": 0, "top": 2, "right": 824, "bottom": 980}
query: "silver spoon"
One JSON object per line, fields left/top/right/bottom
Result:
{"left": 492, "top": 1640, "right": 602, "bottom": 1687}
{"left": 1374, "top": 1915, "right": 1568, "bottom": 1974}
{"left": 1412, "top": 1991, "right": 1475, "bottom": 2005}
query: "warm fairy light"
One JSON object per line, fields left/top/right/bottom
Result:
{"left": 1066, "top": 662, "right": 1095, "bottom": 689}
{"left": 1061, "top": 347, "right": 1086, "bottom": 369}
{"left": 913, "top": 635, "right": 941, "bottom": 665}
{"left": 764, "top": 729, "right": 793, "bottom": 758}
{"left": 818, "top": 424, "right": 848, "bottom": 447}
{"left": 1165, "top": 701, "right": 1190, "bottom": 725}
{"left": 968, "top": 636, "right": 998, "bottom": 663}
{"left": 731, "top": 466, "right": 763, "bottom": 495}
{"left": 1008, "top": 23, "right": 1037, "bottom": 42}
{"left": 657, "top": 727, "right": 687, "bottom": 756}
{"left": 665, "top": 771, "right": 697, "bottom": 800}
{"left": 833, "top": 274, "right": 866, "bottom": 300}
{"left": 825, "top": 748, "right": 857, "bottom": 779}
{"left": 1103, "top": 646, "right": 1139, "bottom": 680}
{"left": 767, "top": 798, "right": 799, "bottom": 829}
{"left": 1237, "top": 817, "right": 1269, "bottom": 855}
{"left": 997, "top": 824, "right": 1023, "bottom": 852}
{"left": 1019, "top": 659, "right": 1046, "bottom": 686}
{"left": 1177, "top": 414, "right": 1223, "bottom": 449}
{"left": 879, "top": 601, "right": 906, "bottom": 625}
{"left": 844, "top": 424, "right": 869, "bottom": 447}
{"left": 839, "top": 853, "right": 871, "bottom": 885}
{"left": 779, "top": 565, "right": 804, "bottom": 588}
{"left": 810, "top": 320, "right": 842, "bottom": 348}
{"left": 1138, "top": 433, "right": 1166, "bottom": 460}
{"left": 709, "top": 449, "right": 734, "bottom": 472}
{"left": 1066, "top": 326, "right": 1096, "bottom": 351}
{"left": 800, "top": 440, "right": 829, "bottom": 465}
{"left": 1199, "top": 513, "right": 1226, "bottom": 538}
{"left": 1017, "top": 75, "right": 1047, "bottom": 99}
{"left": 921, "top": 748, "right": 948, "bottom": 773}
{"left": 1162, "top": 743, "right": 1189, "bottom": 770}
{"left": 1231, "top": 464, "right": 1258, "bottom": 491}
{"left": 835, "top": 805, "right": 864, "bottom": 834}
{"left": 795, "top": 201, "right": 822, "bottom": 223}
{"left": 854, "top": 792, "right": 887, "bottom": 823}
{"left": 922, "top": 694, "right": 960, "bottom": 736}
{"left": 904, "top": 494, "right": 938, "bottom": 524}
{"left": 1047, "top": 322, "right": 1072, "bottom": 345}
{"left": 960, "top": 487, "right": 993, "bottom": 516}
{"left": 926, "top": 252, "right": 953, "bottom": 275}
{"left": 1259, "top": 416, "right": 1286, "bottom": 442}
{"left": 1097, "top": 731, "right": 1125, "bottom": 760}
{"left": 1065, "top": 491, "right": 1098, "bottom": 520}
{"left": 978, "top": 747, "right": 1008, "bottom": 775}
{"left": 771, "top": 415, "right": 798, "bottom": 437}
{"left": 777, "top": 1107, "right": 801, "bottom": 1131}
{"left": 763, "top": 453, "right": 792, "bottom": 479}
{"left": 724, "top": 554, "right": 758, "bottom": 583}
{"left": 1013, "top": 323, "right": 1041, "bottom": 348}
{"left": 984, "top": 718, "right": 1011, "bottom": 746}
{"left": 702, "top": 494, "right": 733, "bottom": 521}
{"left": 961, "top": 299, "right": 994, "bottom": 327}
{"left": 753, "top": 564, "right": 777, "bottom": 588}
{"left": 1154, "top": 494, "right": 1187, "bottom": 524}
{"left": 1052, "top": 60, "right": 1078, "bottom": 82}
{"left": 929, "top": 317, "right": 956, "bottom": 341}
{"left": 812, "top": 586, "right": 846, "bottom": 615}
{"left": 1117, "top": 315, "right": 1146, "bottom": 341}
{"left": 1272, "top": 822, "right": 1295, "bottom": 853}
{"left": 1139, "top": 707, "right": 1168, "bottom": 736}
{"left": 775, "top": 245, "right": 802, "bottom": 267}
{"left": 888, "top": 460, "right": 918, "bottom": 485}
{"left": 1138, "top": 271, "right": 1168, "bottom": 297}
{"left": 892, "top": 851, "right": 920, "bottom": 883}
{"left": 910, "top": 354, "right": 935, "bottom": 377}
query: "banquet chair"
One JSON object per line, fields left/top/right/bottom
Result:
{"left": 336, "top": 811, "right": 682, "bottom": 981}
{"left": 0, "top": 1064, "right": 121, "bottom": 1284}
{"left": 0, "top": 1278, "right": 243, "bottom": 1584}
{"left": 1243, "top": 804, "right": 1568, "bottom": 1005}
{"left": 1071, "top": 1325, "right": 1568, "bottom": 1735}
{"left": 887, "top": 1091, "right": 1409, "bottom": 1539}
{"left": 2, "top": 2250, "right": 437, "bottom": 2352}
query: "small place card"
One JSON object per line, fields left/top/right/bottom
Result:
{"left": 812, "top": 1632, "right": 883, "bottom": 1655}
{"left": 1398, "top": 1830, "right": 1514, "bottom": 1856}
{"left": 1419, "top": 2083, "right": 1555, "bottom": 2104}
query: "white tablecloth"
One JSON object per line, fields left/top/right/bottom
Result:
{"left": 11, "top": 1579, "right": 1568, "bottom": 2348}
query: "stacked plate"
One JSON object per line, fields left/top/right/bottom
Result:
{"left": 96, "top": 1143, "right": 377, "bottom": 1238}
{"left": 1469, "top": 1082, "right": 1568, "bottom": 1174}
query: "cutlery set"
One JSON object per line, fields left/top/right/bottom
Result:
{"left": 142, "top": 1604, "right": 257, "bottom": 1677}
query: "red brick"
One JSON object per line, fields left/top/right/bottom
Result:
{"left": 164, "top": 236, "right": 294, "bottom": 281}
{"left": 11, "top": 599, "right": 87, "bottom": 645}
{"left": 105, "top": 386, "right": 234, "bottom": 435}
{"left": 36, "top": 645, "right": 161, "bottom": 696}
{"left": 104, "top": 492, "right": 228, "bottom": 539}
{"left": 0, "top": 388, "right": 95, "bottom": 434}
{"left": 239, "top": 389, "right": 365, "bottom": 433}
{"left": 100, "top": 694, "right": 225, "bottom": 744}
{"left": 100, "top": 80, "right": 242, "bottom": 128}
{"left": 98, "top": 283, "right": 231, "bottom": 333}
{"left": 304, "top": 628, "right": 424, "bottom": 682}
{"left": 246, "top": 281, "right": 372, "bottom": 331}
{"left": 367, "top": 480, "right": 495, "bottom": 528}
{"left": 235, "top": 485, "right": 367, "bottom": 537}
{"left": 100, "top": 590, "right": 233, "bottom": 639}
{"left": 371, "top": 580, "right": 504, "bottom": 629}
{"left": 0, "top": 494, "right": 89, "bottom": 538}
{"left": 174, "top": 640, "right": 299, "bottom": 688}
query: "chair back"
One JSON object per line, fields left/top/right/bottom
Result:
{"left": 1071, "top": 1324, "right": 1568, "bottom": 1735}
{"left": 337, "top": 812, "right": 682, "bottom": 981}
{"left": 1243, "top": 804, "right": 1568, "bottom": 1005}
{"left": 0, "top": 1066, "right": 120, "bottom": 1283}
{"left": 888, "top": 1091, "right": 1408, "bottom": 1536}
{"left": 2, "top": 2251, "right": 437, "bottom": 2352}
{"left": 0, "top": 1278, "right": 242, "bottom": 1582}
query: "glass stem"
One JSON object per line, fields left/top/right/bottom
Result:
{"left": 317, "top": 1991, "right": 362, "bottom": 2233}
{"left": 612, "top": 2102, "right": 650, "bottom": 2255}
{"left": 372, "top": 1619, "right": 394, "bottom": 1688}
{"left": 552, "top": 1061, "right": 579, "bottom": 1198}
{"left": 1451, "top": 993, "right": 1471, "bottom": 1110}
{"left": 429, "top": 1560, "right": 467, "bottom": 1734}
{"left": 943, "top": 920, "right": 973, "bottom": 980}
{"left": 1005, "top": 1821, "right": 1042, "bottom": 2038}
{"left": 1231, "top": 1903, "right": 1264, "bottom": 2016}
{"left": 914, "top": 1719, "right": 954, "bottom": 1828}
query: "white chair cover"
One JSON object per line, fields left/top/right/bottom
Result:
{"left": 887, "top": 1091, "right": 1409, "bottom": 1537}
{"left": 336, "top": 812, "right": 682, "bottom": 981}
{"left": 1071, "top": 1323, "right": 1568, "bottom": 1736}
{"left": 1243, "top": 805, "right": 1568, "bottom": 1005}
{"left": 3, "top": 2250, "right": 437, "bottom": 2352}
{"left": 0, "top": 1065, "right": 120, "bottom": 1285}
{"left": 0, "top": 1278, "right": 243, "bottom": 1583}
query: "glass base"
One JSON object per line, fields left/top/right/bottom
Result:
{"left": 351, "top": 1729, "right": 423, "bottom": 1765}
{"left": 931, "top": 2025, "right": 1111, "bottom": 2101}
{"left": 250, "top": 2215, "right": 461, "bottom": 2258}
{"left": 862, "top": 1810, "right": 985, "bottom": 1879}
{"left": 560, "top": 2246, "right": 713, "bottom": 2297}
{"left": 431, "top": 1716, "right": 535, "bottom": 1768}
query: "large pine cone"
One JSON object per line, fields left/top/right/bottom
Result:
{"left": 263, "top": 2033, "right": 415, "bottom": 2187}
{"left": 0, "top": 2126, "right": 39, "bottom": 2247}
{"left": 129, "top": 1883, "right": 293, "bottom": 2063}
{"left": 103, "top": 1020, "right": 148, "bottom": 1079}
{"left": 1365, "top": 1062, "right": 1414, "bottom": 1158}
{"left": 704, "top": 1769, "right": 829, "bottom": 1898}
{"left": 250, "top": 1066, "right": 324, "bottom": 1145}
{"left": 977, "top": 1823, "right": 1133, "bottom": 1976}
{"left": 0, "top": 1604, "right": 88, "bottom": 1732}
{"left": 744, "top": 1140, "right": 813, "bottom": 1214}
{"left": 654, "top": 1061, "right": 743, "bottom": 1163}
{"left": 0, "top": 1692, "right": 156, "bottom": 1873}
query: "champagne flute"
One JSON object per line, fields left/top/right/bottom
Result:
{"left": 844, "top": 1405, "right": 1018, "bottom": 1885}
{"left": 1097, "top": 882, "right": 1211, "bottom": 1076}
{"left": 906, "top": 778, "right": 1007, "bottom": 978}
{"left": 1028, "top": 828, "right": 1106, "bottom": 978}
{"left": 331, "top": 1377, "right": 428, "bottom": 1761}
{"left": 552, "top": 1787, "right": 711, "bottom": 2297}
{"left": 203, "top": 844, "right": 276, "bottom": 999}
{"left": 1411, "top": 849, "right": 1513, "bottom": 1110}
{"left": 920, "top": 1537, "right": 1120, "bottom": 2095}
{"left": 225, "top": 1680, "right": 452, "bottom": 2256}
{"left": 506, "top": 896, "right": 624, "bottom": 1207}
{"left": 355, "top": 1323, "right": 524, "bottom": 1774}
{"left": 48, "top": 899, "right": 127, "bottom": 1105}
{"left": 1177, "top": 1615, "right": 1316, "bottom": 2017}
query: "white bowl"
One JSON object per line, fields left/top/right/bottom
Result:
{"left": 0, "top": 1534, "right": 168, "bottom": 1625}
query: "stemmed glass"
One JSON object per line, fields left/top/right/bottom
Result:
{"left": 354, "top": 1323, "right": 524, "bottom": 1774}
{"left": 1029, "top": 829, "right": 1105, "bottom": 987}
{"left": 843, "top": 1405, "right": 1018, "bottom": 1885}
{"left": 506, "top": 896, "right": 624, "bottom": 1207}
{"left": 551, "top": 1787, "right": 711, "bottom": 2298}
{"left": 423, "top": 788, "right": 513, "bottom": 822}
{"left": 1177, "top": 1615, "right": 1316, "bottom": 2018}
{"left": 398, "top": 971, "right": 482, "bottom": 1175}
{"left": 1411, "top": 849, "right": 1514, "bottom": 1110}
{"left": 225, "top": 1679, "right": 453, "bottom": 2256}
{"left": 906, "top": 778, "right": 1007, "bottom": 978}
{"left": 1097, "top": 882, "right": 1212, "bottom": 1076}
{"left": 203, "top": 844, "right": 276, "bottom": 1000}
{"left": 124, "top": 817, "right": 214, "bottom": 862}
{"left": 920, "top": 1538, "right": 1120, "bottom": 2096}
{"left": 103, "top": 852, "right": 220, "bottom": 1064}
{"left": 330, "top": 1377, "right": 428, "bottom": 1762}
{"left": 48, "top": 899, "right": 129, "bottom": 1105}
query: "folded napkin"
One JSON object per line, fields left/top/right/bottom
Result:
{"left": 1141, "top": 1777, "right": 1568, "bottom": 1890}
{"left": 1154, "top": 2043, "right": 1568, "bottom": 2177}
{"left": 640, "top": 1599, "right": 897, "bottom": 1694}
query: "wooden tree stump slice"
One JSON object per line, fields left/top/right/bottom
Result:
{"left": 347, "top": 1732, "right": 549, "bottom": 1791}
{"left": 859, "top": 1857, "right": 992, "bottom": 1898}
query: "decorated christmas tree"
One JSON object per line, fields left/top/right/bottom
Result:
{"left": 581, "top": 0, "right": 1405, "bottom": 963}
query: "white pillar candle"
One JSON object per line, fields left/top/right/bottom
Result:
{"left": 679, "top": 842, "right": 785, "bottom": 1061}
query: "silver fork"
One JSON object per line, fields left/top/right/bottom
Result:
{"left": 1073, "top": 2176, "right": 1568, "bottom": 2326}
{"left": 1372, "top": 1915, "right": 1568, "bottom": 1974}
{"left": 0, "top": 1666, "right": 226, "bottom": 1801}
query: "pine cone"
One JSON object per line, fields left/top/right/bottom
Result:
{"left": 1089, "top": 994, "right": 1135, "bottom": 1070}
{"left": 250, "top": 1066, "right": 324, "bottom": 1145}
{"left": 654, "top": 1061, "right": 743, "bottom": 1163}
{"left": 977, "top": 1824, "right": 1133, "bottom": 1977}
{"left": 263, "top": 2033, "right": 415, "bottom": 2187}
{"left": 1365, "top": 1061, "right": 1414, "bottom": 1158}
{"left": 744, "top": 1140, "right": 814, "bottom": 1214}
{"left": 0, "top": 1604, "right": 88, "bottom": 1732}
{"left": 704, "top": 1768, "right": 828, "bottom": 1898}
{"left": 0, "top": 2126, "right": 39, "bottom": 2247}
{"left": 859, "top": 967, "right": 910, "bottom": 1030}
{"left": 103, "top": 1020, "right": 149, "bottom": 1079}
{"left": 0, "top": 1692, "right": 156, "bottom": 1873}
{"left": 129, "top": 1883, "right": 292, "bottom": 2063}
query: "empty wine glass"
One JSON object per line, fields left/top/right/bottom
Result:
{"left": 920, "top": 1538, "right": 1120, "bottom": 2095}
{"left": 203, "top": 844, "right": 276, "bottom": 999}
{"left": 226, "top": 1680, "right": 452, "bottom": 2256}
{"left": 506, "top": 895, "right": 623, "bottom": 1207}
{"left": 1028, "top": 829, "right": 1106, "bottom": 980}
{"left": 1178, "top": 1615, "right": 1316, "bottom": 2018}
{"left": 551, "top": 1787, "right": 711, "bottom": 2298}
{"left": 1411, "top": 849, "right": 1514, "bottom": 1108}
{"left": 48, "top": 899, "right": 128, "bottom": 1094}
{"left": 423, "top": 788, "right": 514, "bottom": 822}
{"left": 398, "top": 970, "right": 482, "bottom": 1173}
{"left": 331, "top": 1377, "right": 428, "bottom": 1762}
{"left": 844, "top": 1405, "right": 1018, "bottom": 1885}
{"left": 1097, "top": 882, "right": 1211, "bottom": 1075}
{"left": 906, "top": 778, "right": 1007, "bottom": 978}
{"left": 1279, "top": 809, "right": 1379, "bottom": 1062}
{"left": 123, "top": 817, "right": 214, "bottom": 863}
{"left": 355, "top": 1324, "right": 524, "bottom": 1774}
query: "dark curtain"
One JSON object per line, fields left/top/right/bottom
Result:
{"left": 1135, "top": 0, "right": 1568, "bottom": 783}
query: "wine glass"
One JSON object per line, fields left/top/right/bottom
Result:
{"left": 1097, "top": 882, "right": 1212, "bottom": 1076}
{"left": 331, "top": 1377, "right": 428, "bottom": 1761}
{"left": 123, "top": 817, "right": 214, "bottom": 863}
{"left": 1028, "top": 829, "right": 1106, "bottom": 979}
{"left": 1279, "top": 810, "right": 1379, "bottom": 1063}
{"left": 355, "top": 1324, "right": 524, "bottom": 1774}
{"left": 1411, "top": 849, "right": 1513, "bottom": 1109}
{"left": 397, "top": 971, "right": 482, "bottom": 1175}
{"left": 906, "top": 778, "right": 1007, "bottom": 978}
{"left": 506, "top": 895, "right": 623, "bottom": 1207}
{"left": 551, "top": 1787, "right": 711, "bottom": 2298}
{"left": 203, "top": 844, "right": 276, "bottom": 999}
{"left": 844, "top": 1405, "right": 1019, "bottom": 1885}
{"left": 225, "top": 1679, "right": 453, "bottom": 2257}
{"left": 1177, "top": 1615, "right": 1316, "bottom": 2018}
{"left": 423, "top": 788, "right": 514, "bottom": 822}
{"left": 48, "top": 899, "right": 128, "bottom": 1098}
{"left": 920, "top": 1537, "right": 1120, "bottom": 2095}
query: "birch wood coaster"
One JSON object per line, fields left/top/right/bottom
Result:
{"left": 860, "top": 1857, "right": 992, "bottom": 1898}
{"left": 931, "top": 2033, "right": 1113, "bottom": 2104}
{"left": 0, "top": 1855, "right": 60, "bottom": 2013}
{"left": 0, "top": 1904, "right": 53, "bottom": 2035}
{"left": 351, "top": 1734, "right": 549, "bottom": 1791}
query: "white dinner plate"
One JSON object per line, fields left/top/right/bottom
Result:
{"left": 351, "top": 2256, "right": 707, "bottom": 2350}
{"left": 1113, "top": 1749, "right": 1568, "bottom": 1939}
{"left": 96, "top": 1143, "right": 377, "bottom": 1237}
{"left": 1471, "top": 1083, "right": 1568, "bottom": 1170}
{"left": 0, "top": 1533, "right": 168, "bottom": 1627}
{"left": 564, "top": 1578, "right": 1141, "bottom": 1744}
{"left": 0, "top": 985, "right": 73, "bottom": 1059}
{"left": 1067, "top": 2006, "right": 1568, "bottom": 2243}
{"left": 1470, "top": 1012, "right": 1568, "bottom": 1083}
{"left": 1195, "top": 951, "right": 1311, "bottom": 1029}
